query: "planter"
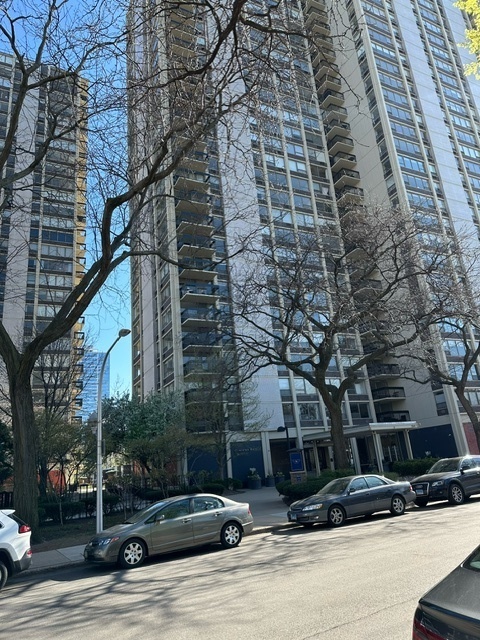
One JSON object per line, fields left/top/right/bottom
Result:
{"left": 248, "top": 477, "right": 262, "bottom": 490}
{"left": 265, "top": 476, "right": 275, "bottom": 487}
{"left": 275, "top": 474, "right": 285, "bottom": 485}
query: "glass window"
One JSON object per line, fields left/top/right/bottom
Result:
{"left": 158, "top": 499, "right": 191, "bottom": 520}
{"left": 365, "top": 476, "right": 387, "bottom": 488}
{"left": 349, "top": 477, "right": 368, "bottom": 491}
{"left": 193, "top": 497, "right": 223, "bottom": 512}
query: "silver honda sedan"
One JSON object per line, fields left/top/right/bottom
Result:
{"left": 84, "top": 493, "right": 253, "bottom": 569}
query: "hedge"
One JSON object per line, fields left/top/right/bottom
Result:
{"left": 392, "top": 457, "right": 439, "bottom": 477}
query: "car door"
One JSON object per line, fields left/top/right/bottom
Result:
{"left": 148, "top": 499, "right": 194, "bottom": 553}
{"left": 365, "top": 475, "right": 393, "bottom": 512}
{"left": 191, "top": 496, "right": 226, "bottom": 544}
{"left": 342, "top": 477, "right": 372, "bottom": 516}
{"left": 460, "top": 458, "right": 480, "bottom": 495}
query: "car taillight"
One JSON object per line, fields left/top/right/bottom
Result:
{"left": 413, "top": 614, "right": 447, "bottom": 640}
{"left": 19, "top": 525, "right": 31, "bottom": 534}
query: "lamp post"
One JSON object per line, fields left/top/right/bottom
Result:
{"left": 277, "top": 425, "right": 292, "bottom": 450}
{"left": 96, "top": 328, "right": 131, "bottom": 533}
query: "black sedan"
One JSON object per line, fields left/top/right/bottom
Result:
{"left": 411, "top": 455, "right": 480, "bottom": 507}
{"left": 413, "top": 545, "right": 480, "bottom": 639}
{"left": 287, "top": 474, "right": 415, "bottom": 527}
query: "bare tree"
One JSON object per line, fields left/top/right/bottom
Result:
{"left": 229, "top": 204, "right": 461, "bottom": 468}
{"left": 0, "top": 0, "right": 337, "bottom": 531}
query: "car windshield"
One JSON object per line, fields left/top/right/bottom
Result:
{"left": 428, "top": 459, "right": 461, "bottom": 473}
{"left": 122, "top": 501, "right": 169, "bottom": 524}
{"left": 316, "top": 478, "right": 351, "bottom": 496}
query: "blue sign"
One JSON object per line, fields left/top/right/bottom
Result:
{"left": 290, "top": 451, "right": 304, "bottom": 472}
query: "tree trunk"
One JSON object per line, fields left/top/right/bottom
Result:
{"left": 10, "top": 373, "right": 39, "bottom": 537}
{"left": 327, "top": 404, "right": 351, "bottom": 470}
{"left": 455, "top": 387, "right": 480, "bottom": 453}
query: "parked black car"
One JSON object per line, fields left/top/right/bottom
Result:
{"left": 411, "top": 456, "right": 480, "bottom": 507}
{"left": 287, "top": 474, "right": 415, "bottom": 527}
{"left": 413, "top": 544, "right": 480, "bottom": 639}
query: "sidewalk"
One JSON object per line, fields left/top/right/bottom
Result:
{"left": 25, "top": 486, "right": 291, "bottom": 575}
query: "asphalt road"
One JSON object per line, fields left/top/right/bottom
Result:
{"left": 3, "top": 499, "right": 480, "bottom": 640}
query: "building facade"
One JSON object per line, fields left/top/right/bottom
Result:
{"left": 78, "top": 350, "right": 110, "bottom": 423}
{"left": 129, "top": 1, "right": 480, "bottom": 481}
{"left": 0, "top": 52, "right": 86, "bottom": 417}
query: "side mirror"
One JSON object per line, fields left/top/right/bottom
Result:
{"left": 348, "top": 487, "right": 356, "bottom": 494}
{"left": 155, "top": 514, "right": 165, "bottom": 523}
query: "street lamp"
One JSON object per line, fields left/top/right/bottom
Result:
{"left": 277, "top": 425, "right": 293, "bottom": 450}
{"left": 96, "top": 328, "right": 131, "bottom": 533}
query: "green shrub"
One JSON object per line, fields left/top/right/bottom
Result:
{"left": 201, "top": 482, "right": 225, "bottom": 495}
{"left": 392, "top": 458, "right": 439, "bottom": 478}
{"left": 39, "top": 500, "right": 85, "bottom": 523}
{"left": 80, "top": 492, "right": 122, "bottom": 516}
{"left": 278, "top": 469, "right": 355, "bottom": 501}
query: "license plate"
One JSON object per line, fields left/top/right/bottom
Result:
{"left": 290, "top": 513, "right": 297, "bottom": 521}
{"left": 415, "top": 489, "right": 424, "bottom": 495}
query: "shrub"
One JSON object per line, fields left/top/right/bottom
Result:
{"left": 39, "top": 500, "right": 85, "bottom": 523}
{"left": 278, "top": 469, "right": 355, "bottom": 502}
{"left": 201, "top": 482, "right": 225, "bottom": 495}
{"left": 392, "top": 458, "right": 439, "bottom": 478}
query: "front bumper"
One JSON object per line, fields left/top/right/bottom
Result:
{"left": 287, "top": 510, "right": 328, "bottom": 524}
{"left": 412, "top": 483, "right": 448, "bottom": 501}
{"left": 84, "top": 543, "right": 119, "bottom": 564}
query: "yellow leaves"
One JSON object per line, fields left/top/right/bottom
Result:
{"left": 455, "top": 0, "right": 480, "bottom": 75}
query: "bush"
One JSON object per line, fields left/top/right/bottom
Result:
{"left": 392, "top": 458, "right": 439, "bottom": 478}
{"left": 80, "top": 492, "right": 122, "bottom": 516}
{"left": 201, "top": 482, "right": 225, "bottom": 495}
{"left": 278, "top": 469, "right": 355, "bottom": 502}
{"left": 39, "top": 500, "right": 85, "bottom": 523}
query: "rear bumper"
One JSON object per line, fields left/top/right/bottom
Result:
{"left": 13, "top": 548, "right": 32, "bottom": 574}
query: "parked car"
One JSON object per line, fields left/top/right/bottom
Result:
{"left": 411, "top": 455, "right": 480, "bottom": 507}
{"left": 287, "top": 474, "right": 416, "bottom": 527}
{"left": 84, "top": 493, "right": 254, "bottom": 569}
{"left": 413, "top": 544, "right": 480, "bottom": 639}
{"left": 0, "top": 509, "right": 32, "bottom": 590}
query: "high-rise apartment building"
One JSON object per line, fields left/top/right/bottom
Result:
{"left": 130, "top": 1, "right": 480, "bottom": 480}
{"left": 0, "top": 52, "right": 86, "bottom": 415}
{"left": 79, "top": 351, "right": 110, "bottom": 423}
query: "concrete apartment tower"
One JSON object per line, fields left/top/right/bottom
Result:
{"left": 129, "top": 1, "right": 480, "bottom": 480}
{"left": 0, "top": 52, "right": 86, "bottom": 417}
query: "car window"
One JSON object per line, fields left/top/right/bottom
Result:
{"left": 473, "top": 458, "right": 480, "bottom": 469}
{"left": 365, "top": 476, "right": 388, "bottom": 488}
{"left": 349, "top": 477, "right": 368, "bottom": 491}
{"left": 466, "top": 547, "right": 480, "bottom": 571}
{"left": 317, "top": 478, "right": 351, "bottom": 495}
{"left": 193, "top": 497, "right": 223, "bottom": 512}
{"left": 428, "top": 458, "right": 461, "bottom": 473}
{"left": 157, "top": 499, "right": 191, "bottom": 521}
{"left": 461, "top": 459, "right": 475, "bottom": 470}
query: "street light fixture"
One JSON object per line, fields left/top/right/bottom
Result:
{"left": 96, "top": 328, "right": 131, "bottom": 533}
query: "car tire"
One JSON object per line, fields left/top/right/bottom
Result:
{"left": 220, "top": 522, "right": 242, "bottom": 549}
{"left": 0, "top": 560, "right": 8, "bottom": 590}
{"left": 390, "top": 495, "right": 405, "bottom": 516}
{"left": 327, "top": 505, "right": 346, "bottom": 527}
{"left": 118, "top": 539, "right": 146, "bottom": 569}
{"left": 448, "top": 483, "right": 465, "bottom": 505}
{"left": 415, "top": 498, "right": 429, "bottom": 507}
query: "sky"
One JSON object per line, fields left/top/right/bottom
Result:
{"left": 84, "top": 263, "right": 132, "bottom": 398}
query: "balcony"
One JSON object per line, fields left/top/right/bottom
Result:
{"left": 372, "top": 387, "right": 406, "bottom": 401}
{"left": 367, "top": 363, "right": 401, "bottom": 378}
{"left": 376, "top": 411, "right": 411, "bottom": 422}
{"left": 178, "top": 257, "right": 217, "bottom": 280}
{"left": 336, "top": 185, "right": 364, "bottom": 205}
{"left": 174, "top": 168, "right": 210, "bottom": 191}
{"left": 180, "top": 283, "right": 219, "bottom": 303}
{"left": 181, "top": 307, "right": 219, "bottom": 327}
{"left": 320, "top": 89, "right": 344, "bottom": 108}
{"left": 182, "top": 332, "right": 222, "bottom": 351}
{"left": 327, "top": 135, "right": 354, "bottom": 155}
{"left": 330, "top": 152, "right": 357, "bottom": 172}
{"left": 174, "top": 190, "right": 211, "bottom": 213}
{"left": 325, "top": 119, "right": 351, "bottom": 139}
{"left": 333, "top": 168, "right": 360, "bottom": 189}
{"left": 176, "top": 212, "right": 213, "bottom": 236}
{"left": 177, "top": 234, "right": 215, "bottom": 258}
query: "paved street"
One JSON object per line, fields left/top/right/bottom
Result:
{"left": 3, "top": 498, "right": 480, "bottom": 640}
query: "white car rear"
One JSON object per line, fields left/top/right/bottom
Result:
{"left": 0, "top": 509, "right": 32, "bottom": 589}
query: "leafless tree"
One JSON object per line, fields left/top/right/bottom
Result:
{"left": 0, "top": 0, "right": 345, "bottom": 531}
{"left": 228, "top": 204, "right": 463, "bottom": 468}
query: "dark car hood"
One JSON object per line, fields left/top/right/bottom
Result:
{"left": 420, "top": 565, "right": 480, "bottom": 623}
{"left": 412, "top": 471, "right": 458, "bottom": 483}
{"left": 291, "top": 493, "right": 338, "bottom": 509}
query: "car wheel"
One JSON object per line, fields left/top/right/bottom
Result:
{"left": 390, "top": 495, "right": 405, "bottom": 516}
{"left": 448, "top": 483, "right": 465, "bottom": 505}
{"left": 0, "top": 560, "right": 8, "bottom": 590}
{"left": 327, "top": 505, "right": 346, "bottom": 527}
{"left": 118, "top": 539, "right": 146, "bottom": 569}
{"left": 220, "top": 522, "right": 242, "bottom": 549}
{"left": 415, "top": 498, "right": 429, "bottom": 507}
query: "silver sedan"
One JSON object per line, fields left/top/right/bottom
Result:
{"left": 84, "top": 493, "right": 254, "bottom": 569}
{"left": 287, "top": 474, "right": 416, "bottom": 527}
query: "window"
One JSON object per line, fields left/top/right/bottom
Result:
{"left": 193, "top": 497, "right": 223, "bottom": 512}
{"left": 349, "top": 477, "right": 368, "bottom": 491}
{"left": 365, "top": 476, "right": 387, "bottom": 488}
{"left": 155, "top": 499, "right": 190, "bottom": 521}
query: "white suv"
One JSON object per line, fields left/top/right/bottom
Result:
{"left": 0, "top": 509, "right": 32, "bottom": 590}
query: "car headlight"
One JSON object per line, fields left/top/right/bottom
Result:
{"left": 97, "top": 536, "right": 120, "bottom": 546}
{"left": 303, "top": 503, "right": 323, "bottom": 511}
{"left": 431, "top": 480, "right": 444, "bottom": 487}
